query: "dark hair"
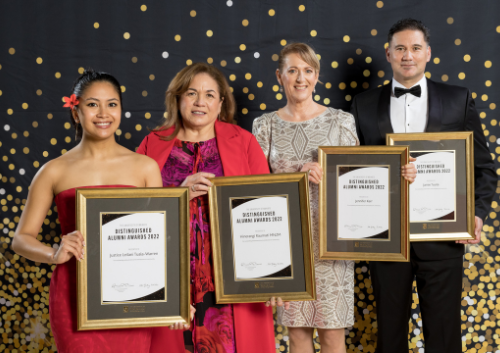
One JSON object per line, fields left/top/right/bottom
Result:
{"left": 388, "top": 18, "right": 430, "bottom": 46}
{"left": 153, "top": 62, "right": 236, "bottom": 140}
{"left": 69, "top": 69, "right": 123, "bottom": 140}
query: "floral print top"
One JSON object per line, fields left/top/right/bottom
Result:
{"left": 161, "top": 138, "right": 235, "bottom": 353}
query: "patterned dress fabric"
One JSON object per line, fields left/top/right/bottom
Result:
{"left": 252, "top": 107, "right": 359, "bottom": 329}
{"left": 162, "top": 138, "right": 236, "bottom": 353}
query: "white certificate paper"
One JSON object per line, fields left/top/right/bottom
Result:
{"left": 101, "top": 212, "right": 166, "bottom": 303}
{"left": 411, "top": 151, "right": 456, "bottom": 222}
{"left": 337, "top": 166, "right": 390, "bottom": 240}
{"left": 230, "top": 196, "right": 292, "bottom": 281}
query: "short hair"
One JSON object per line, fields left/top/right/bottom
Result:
{"left": 69, "top": 69, "right": 123, "bottom": 140}
{"left": 278, "top": 42, "right": 320, "bottom": 74}
{"left": 388, "top": 18, "right": 430, "bottom": 46}
{"left": 154, "top": 63, "right": 236, "bottom": 140}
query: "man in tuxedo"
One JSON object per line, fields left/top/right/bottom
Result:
{"left": 350, "top": 18, "right": 496, "bottom": 353}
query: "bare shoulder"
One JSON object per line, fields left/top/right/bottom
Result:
{"left": 30, "top": 152, "right": 73, "bottom": 191}
{"left": 119, "top": 146, "right": 160, "bottom": 172}
{"left": 135, "top": 153, "right": 160, "bottom": 171}
{"left": 125, "top": 149, "right": 162, "bottom": 186}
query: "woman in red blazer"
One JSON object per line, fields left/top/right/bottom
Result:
{"left": 138, "top": 63, "right": 275, "bottom": 353}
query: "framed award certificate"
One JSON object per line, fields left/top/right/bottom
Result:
{"left": 318, "top": 146, "right": 410, "bottom": 261}
{"left": 387, "top": 132, "right": 474, "bottom": 241}
{"left": 208, "top": 172, "right": 316, "bottom": 304}
{"left": 76, "top": 187, "right": 190, "bottom": 330}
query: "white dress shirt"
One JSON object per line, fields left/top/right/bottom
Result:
{"left": 390, "top": 76, "right": 428, "bottom": 133}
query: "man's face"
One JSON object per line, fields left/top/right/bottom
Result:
{"left": 386, "top": 29, "right": 431, "bottom": 87}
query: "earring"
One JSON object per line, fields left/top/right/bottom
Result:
{"left": 313, "top": 88, "right": 316, "bottom": 93}
{"left": 279, "top": 86, "right": 283, "bottom": 93}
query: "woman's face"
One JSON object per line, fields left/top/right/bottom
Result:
{"left": 179, "top": 73, "right": 223, "bottom": 130}
{"left": 72, "top": 81, "right": 121, "bottom": 140}
{"left": 276, "top": 53, "right": 319, "bottom": 104}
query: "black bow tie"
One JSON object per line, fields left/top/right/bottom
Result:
{"left": 394, "top": 85, "right": 421, "bottom": 98}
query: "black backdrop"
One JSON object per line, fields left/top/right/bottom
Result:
{"left": 1, "top": 1, "right": 499, "bottom": 352}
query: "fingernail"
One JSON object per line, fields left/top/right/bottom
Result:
{"left": 83, "top": 242, "right": 85, "bottom": 247}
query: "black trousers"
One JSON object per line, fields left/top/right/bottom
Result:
{"left": 370, "top": 248, "right": 463, "bottom": 353}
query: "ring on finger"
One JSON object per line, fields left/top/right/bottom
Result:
{"left": 191, "top": 184, "right": 196, "bottom": 192}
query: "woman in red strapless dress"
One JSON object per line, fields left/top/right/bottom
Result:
{"left": 12, "top": 69, "right": 183, "bottom": 352}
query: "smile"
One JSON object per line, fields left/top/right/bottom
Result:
{"left": 294, "top": 85, "right": 308, "bottom": 90}
{"left": 192, "top": 111, "right": 206, "bottom": 115}
{"left": 94, "top": 122, "right": 112, "bottom": 128}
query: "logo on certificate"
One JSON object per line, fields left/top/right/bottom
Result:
{"left": 254, "top": 282, "right": 274, "bottom": 289}
{"left": 123, "top": 306, "right": 128, "bottom": 313}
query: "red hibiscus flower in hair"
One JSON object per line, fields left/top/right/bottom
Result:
{"left": 204, "top": 307, "right": 235, "bottom": 353}
{"left": 63, "top": 94, "right": 79, "bottom": 109}
{"left": 195, "top": 326, "right": 226, "bottom": 353}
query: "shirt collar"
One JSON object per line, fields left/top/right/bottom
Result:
{"left": 391, "top": 76, "right": 427, "bottom": 98}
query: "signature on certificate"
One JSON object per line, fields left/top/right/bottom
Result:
{"left": 111, "top": 283, "right": 134, "bottom": 292}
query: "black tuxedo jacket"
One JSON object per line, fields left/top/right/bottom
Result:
{"left": 350, "top": 78, "right": 496, "bottom": 260}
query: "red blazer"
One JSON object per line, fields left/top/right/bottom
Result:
{"left": 138, "top": 121, "right": 274, "bottom": 353}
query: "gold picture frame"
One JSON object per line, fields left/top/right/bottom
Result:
{"left": 76, "top": 187, "right": 190, "bottom": 330}
{"left": 387, "top": 132, "right": 475, "bottom": 242}
{"left": 318, "top": 146, "right": 410, "bottom": 262}
{"left": 208, "top": 172, "right": 316, "bottom": 304}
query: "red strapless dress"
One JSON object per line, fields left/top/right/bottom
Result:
{"left": 51, "top": 186, "right": 183, "bottom": 353}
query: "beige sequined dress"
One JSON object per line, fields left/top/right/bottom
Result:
{"left": 252, "top": 107, "right": 358, "bottom": 329}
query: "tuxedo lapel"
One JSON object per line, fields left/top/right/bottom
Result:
{"left": 426, "top": 79, "right": 442, "bottom": 132}
{"left": 377, "top": 84, "right": 393, "bottom": 141}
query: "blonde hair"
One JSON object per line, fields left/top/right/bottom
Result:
{"left": 278, "top": 42, "right": 321, "bottom": 74}
{"left": 154, "top": 63, "right": 236, "bottom": 140}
